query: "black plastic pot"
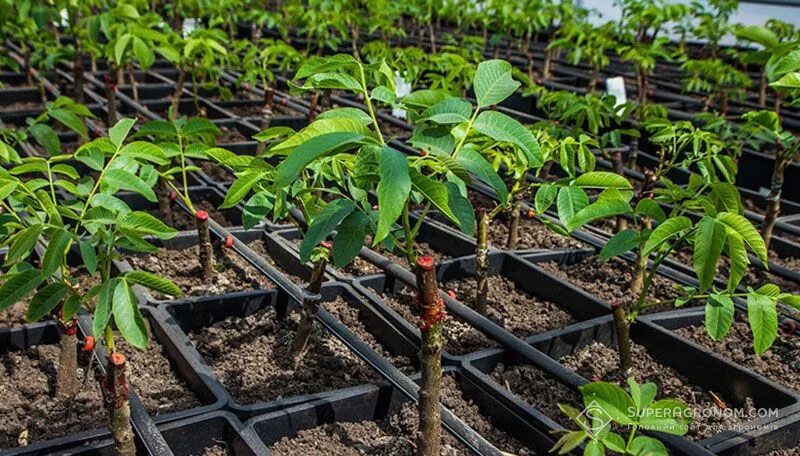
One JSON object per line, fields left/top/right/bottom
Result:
{"left": 528, "top": 315, "right": 800, "bottom": 455}
{"left": 161, "top": 282, "right": 424, "bottom": 420}
{"left": 246, "top": 366, "right": 558, "bottom": 455}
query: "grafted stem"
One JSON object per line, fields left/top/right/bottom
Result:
{"left": 611, "top": 301, "right": 632, "bottom": 374}
{"left": 761, "top": 156, "right": 788, "bottom": 250}
{"left": 57, "top": 318, "right": 78, "bottom": 400}
{"left": 101, "top": 352, "right": 135, "bottom": 456}
{"left": 157, "top": 177, "right": 174, "bottom": 227}
{"left": 475, "top": 210, "right": 490, "bottom": 316}
{"left": 196, "top": 210, "right": 214, "bottom": 281}
{"left": 291, "top": 243, "right": 329, "bottom": 363}
{"left": 415, "top": 256, "right": 444, "bottom": 456}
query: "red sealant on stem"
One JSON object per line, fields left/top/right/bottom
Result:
{"left": 168, "top": 191, "right": 177, "bottom": 202}
{"left": 446, "top": 290, "right": 456, "bottom": 299}
{"left": 417, "top": 255, "right": 436, "bottom": 271}
{"left": 195, "top": 210, "right": 209, "bottom": 221}
{"left": 782, "top": 321, "right": 797, "bottom": 335}
{"left": 82, "top": 336, "right": 95, "bottom": 352}
{"left": 110, "top": 352, "right": 126, "bottom": 366}
{"left": 321, "top": 240, "right": 333, "bottom": 249}
{"left": 224, "top": 236, "right": 234, "bottom": 248}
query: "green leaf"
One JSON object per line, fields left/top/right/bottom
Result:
{"left": 734, "top": 25, "right": 779, "bottom": 48}
{"left": 375, "top": 146, "right": 411, "bottom": 244}
{"left": 119, "top": 141, "right": 168, "bottom": 165}
{"left": 772, "top": 72, "right": 800, "bottom": 89}
{"left": 456, "top": 148, "right": 508, "bottom": 207}
{"left": 583, "top": 441, "right": 603, "bottom": 456}
{"left": 716, "top": 212, "right": 768, "bottom": 265}
{"left": 104, "top": 169, "right": 157, "bottom": 202}
{"left": 473, "top": 111, "right": 541, "bottom": 167}
{"left": 410, "top": 168, "right": 458, "bottom": 224}
{"left": 93, "top": 278, "right": 117, "bottom": 338}
{"left": 694, "top": 217, "right": 727, "bottom": 292}
{"left": 62, "top": 295, "right": 82, "bottom": 320}
{"left": 640, "top": 399, "right": 691, "bottom": 435}
{"left": 642, "top": 217, "right": 692, "bottom": 256}
{"left": 408, "top": 126, "right": 455, "bottom": 156}
{"left": 49, "top": 108, "right": 88, "bottom": 138}
{"left": 445, "top": 181, "right": 475, "bottom": 237}
{"left": 629, "top": 436, "right": 668, "bottom": 456}
{"left": 275, "top": 132, "right": 363, "bottom": 187}
{"left": 420, "top": 98, "right": 472, "bottom": 124}
{"left": 119, "top": 212, "right": 178, "bottom": 239}
{"left": 243, "top": 192, "right": 273, "bottom": 230}
{"left": 124, "top": 270, "right": 183, "bottom": 297}
{"left": 6, "top": 224, "right": 43, "bottom": 264}
{"left": 580, "top": 381, "right": 635, "bottom": 425}
{"left": 567, "top": 199, "right": 631, "bottom": 232}
{"left": 27, "top": 282, "right": 70, "bottom": 322}
{"left": 271, "top": 118, "right": 372, "bottom": 153}
{"left": 80, "top": 240, "right": 98, "bottom": 274}
{"left": 706, "top": 294, "right": 735, "bottom": 341}
{"left": 109, "top": 118, "right": 137, "bottom": 148}
{"left": 599, "top": 229, "right": 639, "bottom": 261}
{"left": 601, "top": 432, "right": 626, "bottom": 453}
{"left": 299, "top": 199, "right": 355, "bottom": 263}
{"left": 635, "top": 199, "right": 666, "bottom": 224}
{"left": 316, "top": 108, "right": 373, "bottom": 125}
{"left": 29, "top": 123, "right": 60, "bottom": 155}
{"left": 535, "top": 184, "right": 558, "bottom": 214}
{"left": 114, "top": 33, "right": 132, "bottom": 64}
{"left": 132, "top": 36, "right": 155, "bottom": 68}
{"left": 627, "top": 378, "right": 657, "bottom": 410}
{"left": 332, "top": 211, "right": 369, "bottom": 267}
{"left": 726, "top": 233, "right": 749, "bottom": 293}
{"left": 474, "top": 59, "right": 521, "bottom": 108}
{"left": 551, "top": 430, "right": 588, "bottom": 455}
{"left": 113, "top": 280, "right": 148, "bottom": 349}
{"left": 0, "top": 270, "right": 43, "bottom": 312}
{"left": 41, "top": 228, "right": 71, "bottom": 277}
{"left": 557, "top": 187, "right": 588, "bottom": 228}
{"left": 221, "top": 171, "right": 267, "bottom": 209}
{"left": 574, "top": 171, "right": 632, "bottom": 190}
{"left": 748, "top": 291, "right": 778, "bottom": 355}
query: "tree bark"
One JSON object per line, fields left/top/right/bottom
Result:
{"left": 101, "top": 353, "right": 135, "bottom": 456}
{"left": 106, "top": 71, "right": 118, "bottom": 126}
{"left": 256, "top": 88, "right": 274, "bottom": 155}
{"left": 308, "top": 92, "right": 319, "bottom": 122}
{"left": 73, "top": 54, "right": 84, "bottom": 104}
{"left": 475, "top": 211, "right": 489, "bottom": 316}
{"left": 761, "top": 156, "right": 787, "bottom": 250}
{"left": 129, "top": 67, "right": 138, "bottom": 102}
{"left": 759, "top": 66, "right": 767, "bottom": 108}
{"left": 505, "top": 199, "right": 521, "bottom": 250}
{"left": 291, "top": 247, "right": 328, "bottom": 363}
{"left": 57, "top": 319, "right": 78, "bottom": 400}
{"left": 196, "top": 210, "right": 214, "bottom": 281}
{"left": 157, "top": 177, "right": 174, "bottom": 226}
{"left": 171, "top": 69, "right": 186, "bottom": 120}
{"left": 611, "top": 301, "right": 632, "bottom": 374}
{"left": 610, "top": 149, "right": 628, "bottom": 232}
{"left": 543, "top": 48, "right": 553, "bottom": 80}
{"left": 415, "top": 256, "right": 444, "bottom": 456}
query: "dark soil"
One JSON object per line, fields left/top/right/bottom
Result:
{"left": 199, "top": 444, "right": 230, "bottom": 456}
{"left": 672, "top": 248, "right": 800, "bottom": 294}
{"left": 444, "top": 275, "right": 576, "bottom": 339}
{"left": 285, "top": 236, "right": 380, "bottom": 279}
{"left": 373, "top": 241, "right": 451, "bottom": 272}
{"left": 125, "top": 245, "right": 273, "bottom": 298}
{"left": 116, "top": 333, "right": 204, "bottom": 416}
{"left": 379, "top": 287, "right": 499, "bottom": 355}
{"left": 561, "top": 341, "right": 753, "bottom": 440}
{"left": 148, "top": 200, "right": 234, "bottom": 231}
{"left": 538, "top": 256, "right": 685, "bottom": 312}
{"left": 247, "top": 238, "right": 310, "bottom": 286}
{"left": 0, "top": 300, "right": 30, "bottom": 327}
{"left": 189, "top": 305, "right": 378, "bottom": 405}
{"left": 0, "top": 346, "right": 105, "bottom": 449}
{"left": 269, "top": 375, "right": 532, "bottom": 455}
{"left": 490, "top": 362, "right": 580, "bottom": 429}
{"left": 675, "top": 316, "right": 800, "bottom": 393}
{"left": 0, "top": 101, "right": 43, "bottom": 112}
{"left": 0, "top": 333, "right": 202, "bottom": 449}
{"left": 216, "top": 125, "right": 249, "bottom": 144}
{"left": 323, "top": 297, "right": 415, "bottom": 373}
{"left": 224, "top": 101, "right": 304, "bottom": 119}
{"left": 200, "top": 161, "right": 235, "bottom": 183}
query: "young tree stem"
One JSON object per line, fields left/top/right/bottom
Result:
{"left": 102, "top": 352, "right": 135, "bottom": 456}
{"left": 761, "top": 156, "right": 788, "bottom": 250}
{"left": 196, "top": 211, "right": 214, "bottom": 281}
{"left": 475, "top": 210, "right": 490, "bottom": 316}
{"left": 157, "top": 177, "right": 174, "bottom": 227}
{"left": 106, "top": 70, "right": 118, "bottom": 126}
{"left": 611, "top": 301, "right": 633, "bottom": 373}
{"left": 171, "top": 69, "right": 186, "bottom": 120}
{"left": 505, "top": 198, "right": 521, "bottom": 250}
{"left": 57, "top": 318, "right": 78, "bottom": 400}
{"left": 415, "top": 256, "right": 444, "bottom": 456}
{"left": 291, "top": 249, "right": 328, "bottom": 363}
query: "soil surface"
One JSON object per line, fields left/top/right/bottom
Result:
{"left": 200, "top": 161, "right": 235, "bottom": 183}
{"left": 224, "top": 101, "right": 304, "bottom": 119}
{"left": 149, "top": 200, "right": 234, "bottom": 230}
{"left": 323, "top": 297, "right": 415, "bottom": 373}
{"left": 216, "top": 125, "right": 249, "bottom": 144}
{"left": 116, "top": 333, "right": 204, "bottom": 416}
{"left": 675, "top": 316, "right": 800, "bottom": 393}
{"left": 199, "top": 444, "right": 230, "bottom": 456}
{"left": 490, "top": 362, "right": 581, "bottom": 429}
{"left": 431, "top": 190, "right": 588, "bottom": 251}
{"left": 379, "top": 287, "right": 499, "bottom": 355}
{"left": 0, "top": 346, "right": 105, "bottom": 449}
{"left": 0, "top": 101, "right": 43, "bottom": 112}
{"left": 0, "top": 300, "right": 31, "bottom": 327}
{"left": 538, "top": 256, "right": 685, "bottom": 312}
{"left": 269, "top": 375, "right": 532, "bottom": 455}
{"left": 561, "top": 341, "right": 753, "bottom": 440}
{"left": 125, "top": 245, "right": 273, "bottom": 298}
{"left": 0, "top": 333, "right": 202, "bottom": 449}
{"left": 189, "top": 305, "right": 378, "bottom": 404}
{"left": 247, "top": 238, "right": 311, "bottom": 286}
{"left": 444, "top": 275, "right": 576, "bottom": 339}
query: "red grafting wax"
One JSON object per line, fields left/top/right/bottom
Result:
{"left": 526, "top": 209, "right": 535, "bottom": 219}
{"left": 168, "top": 191, "right": 177, "bottom": 202}
{"left": 321, "top": 240, "right": 333, "bottom": 249}
{"left": 446, "top": 290, "right": 457, "bottom": 299}
{"left": 195, "top": 210, "right": 209, "bottom": 221}
{"left": 417, "top": 255, "right": 435, "bottom": 271}
{"left": 224, "top": 236, "right": 234, "bottom": 248}
{"left": 82, "top": 336, "right": 95, "bottom": 352}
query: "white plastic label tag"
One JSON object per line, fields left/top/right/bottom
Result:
{"left": 183, "top": 18, "right": 199, "bottom": 37}
{"left": 605, "top": 77, "right": 627, "bottom": 107}
{"left": 392, "top": 71, "right": 412, "bottom": 120}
